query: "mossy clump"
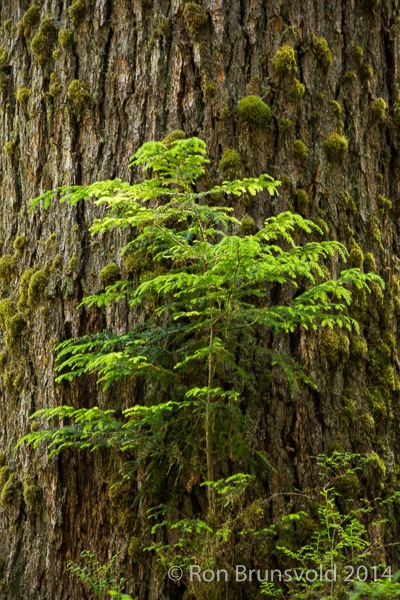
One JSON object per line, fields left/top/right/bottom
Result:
{"left": 240, "top": 216, "right": 257, "bottom": 236}
{"left": 5, "top": 313, "right": 26, "bottom": 349}
{"left": 348, "top": 246, "right": 364, "bottom": 268}
{"left": 378, "top": 194, "right": 392, "bottom": 214}
{"left": 162, "top": 129, "right": 186, "bottom": 147}
{"left": 363, "top": 252, "right": 376, "bottom": 272}
{"left": 18, "top": 4, "right": 41, "bottom": 38}
{"left": 27, "top": 270, "right": 48, "bottom": 306}
{"left": 295, "top": 189, "right": 309, "bottom": 210}
{"left": 237, "top": 95, "right": 271, "bottom": 127}
{"left": 368, "top": 216, "right": 381, "bottom": 242}
{"left": 279, "top": 174, "right": 291, "bottom": 188}
{"left": 100, "top": 263, "right": 120, "bottom": 287}
{"left": 204, "top": 81, "right": 217, "bottom": 100}
{"left": 49, "top": 72, "right": 62, "bottom": 97}
{"left": 128, "top": 536, "right": 142, "bottom": 561}
{"left": 13, "top": 236, "right": 26, "bottom": 251}
{"left": 69, "top": 0, "right": 86, "bottom": 26}
{"left": 273, "top": 45, "right": 297, "bottom": 77}
{"left": 291, "top": 78, "right": 305, "bottom": 102}
{"left": 329, "top": 99, "right": 343, "bottom": 118}
{"left": 371, "top": 98, "right": 387, "bottom": 123}
{"left": 0, "top": 299, "right": 16, "bottom": 328}
{"left": 278, "top": 118, "right": 292, "bottom": 133}
{"left": 30, "top": 17, "right": 57, "bottom": 66}
{"left": 23, "top": 476, "right": 40, "bottom": 507}
{"left": 313, "top": 37, "right": 333, "bottom": 73}
{"left": 4, "top": 141, "right": 14, "bottom": 157}
{"left": 16, "top": 87, "right": 31, "bottom": 108}
{"left": 219, "top": 149, "right": 243, "bottom": 180}
{"left": 58, "top": 28, "right": 74, "bottom": 50}
{"left": 0, "top": 473, "right": 20, "bottom": 506}
{"left": 323, "top": 133, "right": 348, "bottom": 164}
{"left": 0, "top": 453, "right": 5, "bottom": 468}
{"left": 352, "top": 45, "right": 364, "bottom": 67}
{"left": 183, "top": 2, "right": 208, "bottom": 38}
{"left": 293, "top": 140, "right": 308, "bottom": 161}
{"left": 343, "top": 71, "right": 357, "bottom": 83}
{"left": 320, "top": 329, "right": 350, "bottom": 366}
{"left": 18, "top": 268, "right": 35, "bottom": 307}
{"left": 0, "top": 466, "right": 10, "bottom": 490}
{"left": 67, "top": 79, "right": 91, "bottom": 112}
{"left": 362, "top": 63, "right": 373, "bottom": 79}
{"left": 350, "top": 335, "right": 368, "bottom": 360}
{"left": 0, "top": 255, "right": 16, "bottom": 283}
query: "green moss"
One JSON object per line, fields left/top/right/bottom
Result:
{"left": 16, "top": 87, "right": 31, "bottom": 108}
{"left": 323, "top": 133, "right": 348, "bottom": 164}
{"left": 49, "top": 72, "right": 61, "bottom": 97}
{"left": 13, "top": 236, "right": 26, "bottom": 251}
{"left": 278, "top": 118, "right": 292, "bottom": 133}
{"left": 378, "top": 194, "right": 392, "bottom": 214}
{"left": 343, "top": 71, "right": 357, "bottom": 83}
{"left": 0, "top": 466, "right": 10, "bottom": 490}
{"left": 128, "top": 536, "right": 142, "bottom": 560}
{"left": 372, "top": 98, "right": 387, "bottom": 123}
{"left": 4, "top": 19, "right": 12, "bottom": 32}
{"left": 240, "top": 216, "right": 256, "bottom": 236}
{"left": 333, "top": 472, "right": 361, "bottom": 500}
{"left": 100, "top": 263, "right": 120, "bottom": 287}
{"left": 183, "top": 2, "right": 208, "bottom": 38}
{"left": 162, "top": 129, "right": 186, "bottom": 147}
{"left": 0, "top": 299, "right": 16, "bottom": 328}
{"left": 0, "top": 454, "right": 5, "bottom": 468}
{"left": 362, "top": 63, "right": 373, "bottom": 78}
{"left": 237, "top": 95, "right": 271, "bottom": 127}
{"left": 27, "top": 270, "right": 48, "bottom": 306}
{"left": 348, "top": 246, "right": 364, "bottom": 268}
{"left": 67, "top": 79, "right": 91, "bottom": 111}
{"left": 30, "top": 17, "right": 57, "bottom": 66}
{"left": 18, "top": 268, "right": 35, "bottom": 307}
{"left": 0, "top": 255, "right": 16, "bottom": 283}
{"left": 219, "top": 149, "right": 242, "bottom": 180}
{"left": 52, "top": 49, "right": 61, "bottom": 60}
{"left": 313, "top": 37, "right": 333, "bottom": 73}
{"left": 314, "top": 217, "right": 329, "bottom": 235}
{"left": 368, "top": 216, "right": 381, "bottom": 242}
{"left": 349, "top": 335, "right": 368, "bottom": 360}
{"left": 5, "top": 313, "right": 26, "bottom": 349}
{"left": 18, "top": 5, "right": 41, "bottom": 38}
{"left": 51, "top": 254, "right": 63, "bottom": 271}
{"left": 0, "top": 473, "right": 20, "bottom": 506}
{"left": 295, "top": 189, "right": 309, "bottom": 210}
{"left": 293, "top": 140, "right": 308, "bottom": 161}
{"left": 279, "top": 174, "right": 291, "bottom": 188}
{"left": 0, "top": 353, "right": 6, "bottom": 368}
{"left": 4, "top": 141, "right": 14, "bottom": 157}
{"left": 329, "top": 99, "right": 343, "bottom": 117}
{"left": 352, "top": 45, "right": 364, "bottom": 67}
{"left": 291, "top": 78, "right": 305, "bottom": 102}
{"left": 363, "top": 252, "right": 376, "bottom": 272}
{"left": 123, "top": 254, "right": 147, "bottom": 276}
{"left": 320, "top": 329, "right": 350, "bottom": 366}
{"left": 204, "top": 81, "right": 217, "bottom": 100}
{"left": 273, "top": 45, "right": 297, "bottom": 77}
{"left": 23, "top": 476, "right": 39, "bottom": 507}
{"left": 69, "top": 0, "right": 86, "bottom": 26}
{"left": 58, "top": 28, "right": 74, "bottom": 50}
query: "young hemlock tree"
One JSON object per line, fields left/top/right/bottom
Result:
{"left": 18, "top": 137, "right": 382, "bottom": 594}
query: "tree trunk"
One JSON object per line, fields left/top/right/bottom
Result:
{"left": 0, "top": 0, "right": 399, "bottom": 598}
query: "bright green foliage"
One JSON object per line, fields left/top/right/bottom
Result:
{"left": 67, "top": 551, "right": 125, "bottom": 598}
{"left": 261, "top": 452, "right": 400, "bottom": 599}
{"left": 20, "top": 138, "right": 382, "bottom": 589}
{"left": 273, "top": 45, "right": 297, "bottom": 77}
{"left": 238, "top": 95, "right": 271, "bottom": 127}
